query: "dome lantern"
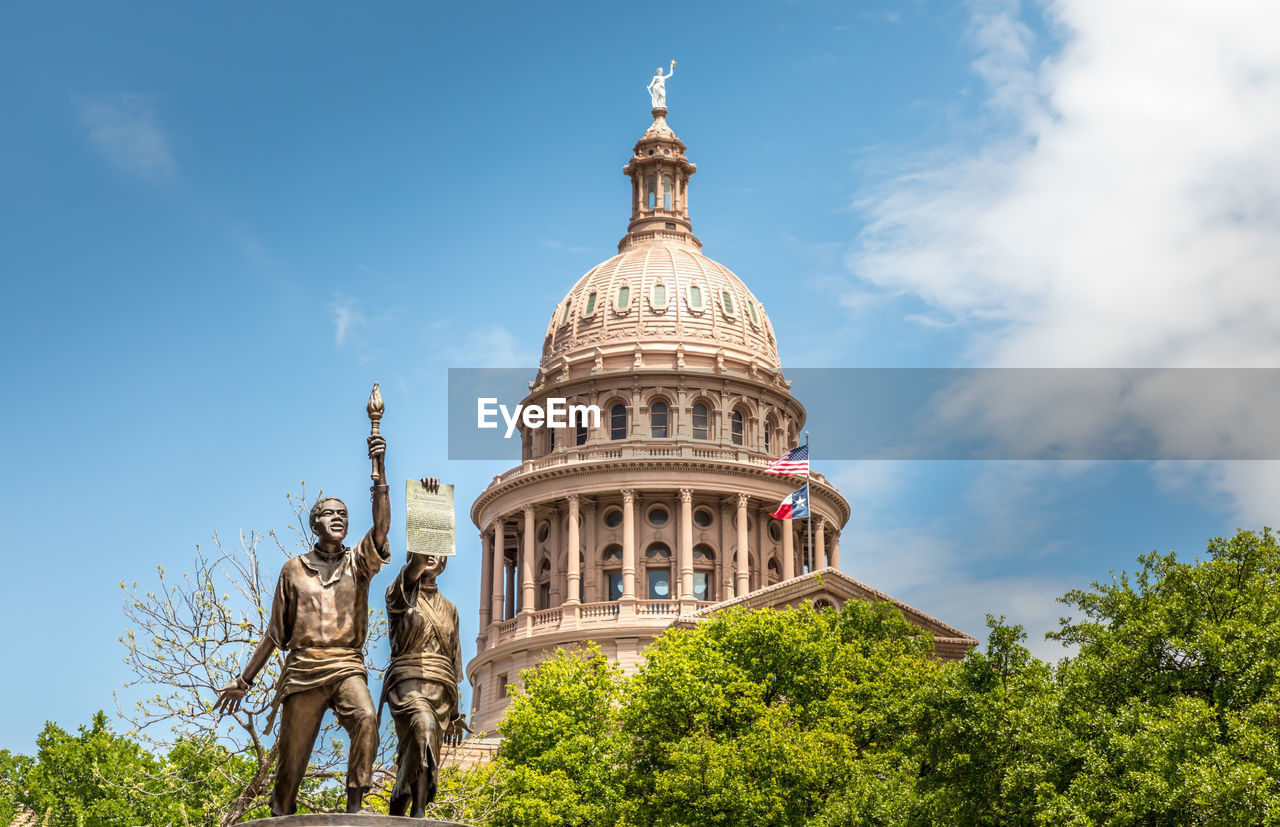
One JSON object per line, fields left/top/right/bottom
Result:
{"left": 620, "top": 107, "right": 700, "bottom": 253}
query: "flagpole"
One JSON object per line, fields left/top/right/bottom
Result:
{"left": 805, "top": 429, "right": 812, "bottom": 573}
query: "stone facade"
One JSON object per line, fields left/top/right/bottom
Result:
{"left": 464, "top": 108, "right": 974, "bottom": 735}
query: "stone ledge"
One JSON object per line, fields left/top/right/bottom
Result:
{"left": 239, "top": 814, "right": 469, "bottom": 827}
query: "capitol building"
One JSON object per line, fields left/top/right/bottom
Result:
{"left": 464, "top": 100, "right": 976, "bottom": 734}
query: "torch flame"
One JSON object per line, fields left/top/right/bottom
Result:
{"left": 367, "top": 383, "right": 384, "bottom": 420}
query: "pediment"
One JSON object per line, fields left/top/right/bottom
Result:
{"left": 679, "top": 567, "right": 978, "bottom": 661}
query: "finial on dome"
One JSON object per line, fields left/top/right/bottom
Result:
{"left": 647, "top": 60, "right": 676, "bottom": 110}
{"left": 620, "top": 65, "right": 699, "bottom": 252}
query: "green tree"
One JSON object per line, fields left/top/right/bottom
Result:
{"left": 912, "top": 617, "right": 1068, "bottom": 826}
{"left": 489, "top": 644, "right": 627, "bottom": 826}
{"left": 0, "top": 748, "right": 34, "bottom": 826}
{"left": 1042, "top": 528, "right": 1280, "bottom": 823}
{"left": 486, "top": 600, "right": 941, "bottom": 827}
{"left": 18, "top": 711, "right": 168, "bottom": 827}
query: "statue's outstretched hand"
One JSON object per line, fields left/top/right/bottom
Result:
{"left": 367, "top": 435, "right": 387, "bottom": 482}
{"left": 215, "top": 677, "right": 250, "bottom": 715}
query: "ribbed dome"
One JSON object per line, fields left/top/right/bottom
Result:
{"left": 540, "top": 240, "right": 780, "bottom": 371}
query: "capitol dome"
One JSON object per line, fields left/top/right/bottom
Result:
{"left": 462, "top": 102, "right": 908, "bottom": 737}
{"left": 541, "top": 244, "right": 781, "bottom": 373}
{"left": 540, "top": 107, "right": 779, "bottom": 374}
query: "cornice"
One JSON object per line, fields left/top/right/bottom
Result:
{"left": 471, "top": 457, "right": 851, "bottom": 527}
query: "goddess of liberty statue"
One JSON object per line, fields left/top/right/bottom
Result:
{"left": 648, "top": 60, "right": 676, "bottom": 109}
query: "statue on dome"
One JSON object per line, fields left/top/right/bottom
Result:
{"left": 648, "top": 60, "right": 676, "bottom": 109}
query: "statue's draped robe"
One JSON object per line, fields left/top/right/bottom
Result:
{"left": 380, "top": 568, "right": 462, "bottom": 803}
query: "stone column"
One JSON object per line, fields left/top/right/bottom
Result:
{"left": 679, "top": 488, "right": 694, "bottom": 606}
{"left": 548, "top": 506, "right": 560, "bottom": 605}
{"left": 521, "top": 505, "right": 535, "bottom": 616}
{"left": 830, "top": 529, "right": 840, "bottom": 570}
{"left": 566, "top": 495, "right": 581, "bottom": 605}
{"left": 621, "top": 489, "right": 637, "bottom": 604}
{"left": 506, "top": 549, "right": 516, "bottom": 618}
{"left": 584, "top": 499, "right": 598, "bottom": 602}
{"left": 736, "top": 494, "right": 749, "bottom": 596}
{"left": 782, "top": 518, "right": 795, "bottom": 581}
{"left": 718, "top": 498, "right": 732, "bottom": 601}
{"left": 478, "top": 529, "right": 492, "bottom": 649}
{"left": 815, "top": 517, "right": 827, "bottom": 571}
{"left": 756, "top": 505, "right": 768, "bottom": 590}
{"left": 490, "top": 520, "right": 504, "bottom": 626}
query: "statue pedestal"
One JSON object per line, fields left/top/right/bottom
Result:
{"left": 240, "top": 814, "right": 469, "bottom": 827}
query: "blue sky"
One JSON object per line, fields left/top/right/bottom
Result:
{"left": 3, "top": 0, "right": 1278, "bottom": 752}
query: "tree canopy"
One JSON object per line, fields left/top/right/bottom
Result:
{"left": 466, "top": 528, "right": 1280, "bottom": 826}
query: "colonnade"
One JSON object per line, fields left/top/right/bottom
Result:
{"left": 475, "top": 488, "right": 842, "bottom": 648}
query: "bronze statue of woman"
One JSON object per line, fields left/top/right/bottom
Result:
{"left": 380, "top": 551, "right": 465, "bottom": 817}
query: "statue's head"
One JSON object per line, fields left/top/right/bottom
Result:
{"left": 656, "top": 67, "right": 663, "bottom": 74}
{"left": 310, "top": 497, "right": 349, "bottom": 545}
{"left": 413, "top": 553, "right": 448, "bottom": 582}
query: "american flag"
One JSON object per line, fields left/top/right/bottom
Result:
{"left": 765, "top": 444, "right": 809, "bottom": 477}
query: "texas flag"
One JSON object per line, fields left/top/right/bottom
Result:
{"left": 770, "top": 483, "right": 810, "bottom": 520}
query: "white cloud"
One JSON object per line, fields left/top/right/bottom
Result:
{"left": 449, "top": 324, "right": 537, "bottom": 368}
{"left": 847, "top": 0, "right": 1280, "bottom": 523}
{"left": 74, "top": 93, "right": 177, "bottom": 184}
{"left": 827, "top": 461, "right": 1082, "bottom": 660}
{"left": 328, "top": 295, "right": 365, "bottom": 347}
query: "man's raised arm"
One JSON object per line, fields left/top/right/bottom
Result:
{"left": 369, "top": 434, "right": 389, "bottom": 549}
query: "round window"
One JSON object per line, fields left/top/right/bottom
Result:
{"left": 647, "top": 506, "right": 670, "bottom": 527}
{"left": 603, "top": 508, "right": 623, "bottom": 528}
{"left": 536, "top": 522, "right": 550, "bottom": 543}
{"left": 768, "top": 521, "right": 782, "bottom": 542}
{"left": 693, "top": 508, "right": 714, "bottom": 528}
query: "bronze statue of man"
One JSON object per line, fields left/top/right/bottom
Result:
{"left": 380, "top": 552, "right": 464, "bottom": 817}
{"left": 215, "top": 433, "right": 391, "bottom": 816}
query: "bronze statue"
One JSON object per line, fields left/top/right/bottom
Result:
{"left": 215, "top": 386, "right": 392, "bottom": 816}
{"left": 380, "top": 546, "right": 465, "bottom": 817}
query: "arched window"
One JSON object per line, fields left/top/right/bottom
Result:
{"left": 688, "top": 284, "right": 704, "bottom": 311}
{"left": 537, "top": 558, "right": 551, "bottom": 610}
{"left": 646, "top": 543, "right": 672, "bottom": 600}
{"left": 583, "top": 291, "right": 598, "bottom": 316}
{"left": 610, "top": 404, "right": 627, "bottom": 440}
{"left": 652, "top": 282, "right": 667, "bottom": 308}
{"left": 767, "top": 557, "right": 781, "bottom": 585}
{"left": 651, "top": 400, "right": 669, "bottom": 438}
{"left": 692, "top": 544, "right": 715, "bottom": 602}
{"left": 663, "top": 175, "right": 673, "bottom": 210}
{"left": 616, "top": 284, "right": 631, "bottom": 311}
{"left": 721, "top": 290, "right": 736, "bottom": 318}
{"left": 692, "top": 403, "right": 710, "bottom": 440}
{"left": 547, "top": 426, "right": 555, "bottom": 452}
{"left": 576, "top": 421, "right": 588, "bottom": 445}
{"left": 602, "top": 544, "right": 623, "bottom": 602}
{"left": 764, "top": 420, "right": 773, "bottom": 453}
{"left": 731, "top": 410, "right": 744, "bottom": 445}
{"left": 647, "top": 175, "right": 656, "bottom": 209}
